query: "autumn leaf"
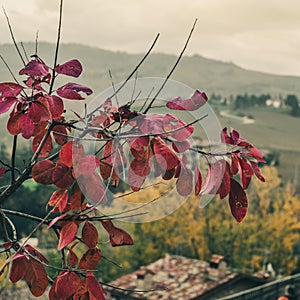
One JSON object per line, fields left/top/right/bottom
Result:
{"left": 9, "top": 253, "right": 28, "bottom": 283}
{"left": 101, "top": 220, "right": 134, "bottom": 247}
{"left": 229, "top": 178, "right": 248, "bottom": 222}
{"left": 86, "top": 272, "right": 106, "bottom": 300}
{"left": 55, "top": 271, "right": 81, "bottom": 299}
{"left": 57, "top": 82, "right": 93, "bottom": 100}
{"left": 176, "top": 165, "right": 193, "bottom": 196}
{"left": 48, "top": 189, "right": 69, "bottom": 213}
{"left": 166, "top": 90, "right": 208, "bottom": 111}
{"left": 55, "top": 59, "right": 83, "bottom": 78}
{"left": 152, "top": 137, "right": 180, "bottom": 171}
{"left": 58, "top": 221, "right": 78, "bottom": 250}
{"left": 82, "top": 222, "right": 98, "bottom": 249}
{"left": 78, "top": 248, "right": 102, "bottom": 270}
{"left": 194, "top": 164, "right": 202, "bottom": 196}
{"left": 32, "top": 160, "right": 56, "bottom": 185}
{"left": 24, "top": 258, "right": 48, "bottom": 297}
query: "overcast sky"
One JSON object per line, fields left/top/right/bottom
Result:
{"left": 0, "top": 0, "right": 299, "bottom": 76}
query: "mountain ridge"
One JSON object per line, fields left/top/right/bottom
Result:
{"left": 1, "top": 42, "right": 300, "bottom": 97}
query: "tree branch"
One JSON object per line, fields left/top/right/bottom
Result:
{"left": 143, "top": 19, "right": 197, "bottom": 113}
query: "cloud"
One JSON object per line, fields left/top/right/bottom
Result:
{"left": 0, "top": 0, "right": 300, "bottom": 75}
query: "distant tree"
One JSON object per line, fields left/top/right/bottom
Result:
{"left": 286, "top": 94, "right": 300, "bottom": 117}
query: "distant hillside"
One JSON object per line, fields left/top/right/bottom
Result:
{"left": 1, "top": 42, "right": 300, "bottom": 97}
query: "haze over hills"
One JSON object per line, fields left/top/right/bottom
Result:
{"left": 1, "top": 42, "right": 300, "bottom": 97}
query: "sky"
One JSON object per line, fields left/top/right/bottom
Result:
{"left": 0, "top": 0, "right": 300, "bottom": 76}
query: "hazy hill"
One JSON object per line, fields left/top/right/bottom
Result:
{"left": 1, "top": 42, "right": 300, "bottom": 97}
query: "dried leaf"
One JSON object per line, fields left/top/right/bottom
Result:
{"left": 58, "top": 221, "right": 78, "bottom": 250}
{"left": 24, "top": 258, "right": 48, "bottom": 297}
{"left": 176, "top": 165, "right": 193, "bottom": 196}
{"left": 32, "top": 160, "right": 56, "bottom": 185}
{"left": 229, "top": 178, "right": 248, "bottom": 222}
{"left": 166, "top": 90, "right": 207, "bottom": 111}
{"left": 55, "top": 59, "right": 83, "bottom": 78}
{"left": 48, "top": 189, "right": 69, "bottom": 213}
{"left": 101, "top": 220, "right": 134, "bottom": 247}
{"left": 82, "top": 222, "right": 98, "bottom": 249}
{"left": 55, "top": 271, "right": 81, "bottom": 299}
{"left": 78, "top": 248, "right": 102, "bottom": 270}
{"left": 57, "top": 82, "right": 92, "bottom": 100}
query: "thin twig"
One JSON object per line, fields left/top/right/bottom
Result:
{"left": 11, "top": 135, "right": 17, "bottom": 184}
{"left": 2, "top": 7, "right": 26, "bottom": 66}
{"left": 108, "top": 69, "right": 119, "bottom": 107}
{"left": 20, "top": 42, "right": 29, "bottom": 62}
{"left": 87, "top": 33, "right": 160, "bottom": 118}
{"left": 35, "top": 31, "right": 39, "bottom": 55}
{"left": 49, "top": 0, "right": 64, "bottom": 94}
{"left": 0, "top": 54, "right": 21, "bottom": 85}
{"left": 143, "top": 19, "right": 198, "bottom": 113}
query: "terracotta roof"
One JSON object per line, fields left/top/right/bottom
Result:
{"left": 106, "top": 254, "right": 239, "bottom": 300}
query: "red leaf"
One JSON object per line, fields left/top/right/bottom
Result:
{"left": 166, "top": 90, "right": 207, "bottom": 111}
{"left": 48, "top": 213, "right": 68, "bottom": 229}
{"left": 129, "top": 136, "right": 150, "bottom": 160}
{"left": 52, "top": 162, "right": 74, "bottom": 189}
{"left": 201, "top": 160, "right": 225, "bottom": 194}
{"left": 176, "top": 165, "right": 193, "bottom": 196}
{"left": 77, "top": 172, "right": 107, "bottom": 205}
{"left": 194, "top": 164, "right": 202, "bottom": 196}
{"left": 58, "top": 221, "right": 78, "bottom": 250}
{"left": 217, "top": 161, "right": 232, "bottom": 199}
{"left": 32, "top": 130, "right": 53, "bottom": 158}
{"left": 24, "top": 258, "right": 48, "bottom": 297}
{"left": 238, "top": 157, "right": 254, "bottom": 189}
{"left": 32, "top": 160, "right": 56, "bottom": 184}
{"left": 7, "top": 110, "right": 22, "bottom": 135}
{"left": 229, "top": 178, "right": 248, "bottom": 222}
{"left": 19, "top": 58, "right": 49, "bottom": 77}
{"left": 24, "top": 244, "right": 49, "bottom": 264}
{"left": 74, "top": 155, "right": 101, "bottom": 177}
{"left": 250, "top": 161, "right": 265, "bottom": 182}
{"left": 60, "top": 141, "right": 84, "bottom": 167}
{"left": 55, "top": 59, "right": 83, "bottom": 78}
{"left": 55, "top": 271, "right": 81, "bottom": 299}
{"left": 0, "top": 82, "right": 23, "bottom": 98}
{"left": 70, "top": 183, "right": 85, "bottom": 212}
{"left": 128, "top": 165, "right": 147, "bottom": 191}
{"left": 0, "top": 98, "right": 17, "bottom": 114}
{"left": 152, "top": 137, "right": 180, "bottom": 171}
{"left": 82, "top": 222, "right": 98, "bottom": 249}
{"left": 9, "top": 253, "right": 28, "bottom": 283}
{"left": 56, "top": 82, "right": 93, "bottom": 100}
{"left": 164, "top": 114, "right": 194, "bottom": 142}
{"left": 67, "top": 247, "right": 78, "bottom": 266}
{"left": 52, "top": 124, "right": 68, "bottom": 145}
{"left": 0, "top": 166, "right": 5, "bottom": 179}
{"left": 78, "top": 248, "right": 102, "bottom": 270}
{"left": 101, "top": 220, "right": 134, "bottom": 247}
{"left": 19, "top": 113, "right": 35, "bottom": 139}
{"left": 45, "top": 95, "right": 64, "bottom": 119}
{"left": 129, "top": 158, "right": 151, "bottom": 177}
{"left": 28, "top": 101, "right": 50, "bottom": 123}
{"left": 86, "top": 273, "right": 106, "bottom": 300}
{"left": 172, "top": 140, "right": 190, "bottom": 153}
{"left": 48, "top": 189, "right": 69, "bottom": 213}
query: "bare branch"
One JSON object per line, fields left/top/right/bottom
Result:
{"left": 143, "top": 19, "right": 198, "bottom": 113}
{"left": 49, "top": 0, "right": 64, "bottom": 95}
